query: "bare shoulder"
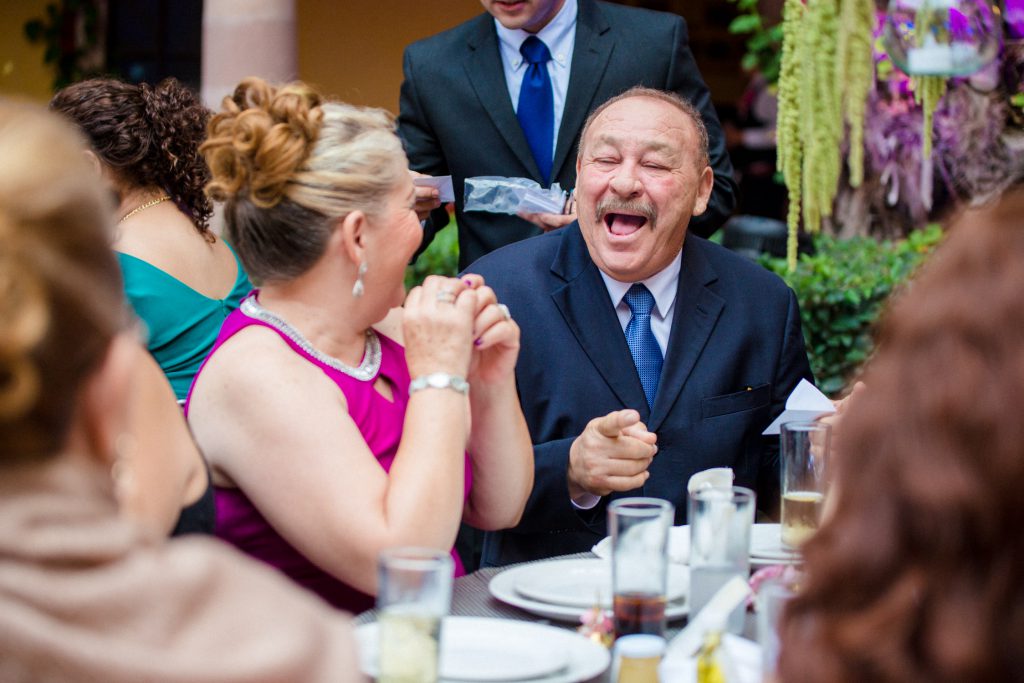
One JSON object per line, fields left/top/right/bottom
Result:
{"left": 188, "top": 325, "right": 347, "bottom": 442}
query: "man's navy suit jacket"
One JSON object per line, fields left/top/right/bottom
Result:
{"left": 467, "top": 225, "right": 813, "bottom": 566}
{"left": 399, "top": 0, "right": 737, "bottom": 270}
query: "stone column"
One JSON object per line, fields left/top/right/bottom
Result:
{"left": 201, "top": 0, "right": 296, "bottom": 109}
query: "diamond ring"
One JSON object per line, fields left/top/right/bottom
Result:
{"left": 497, "top": 303, "right": 512, "bottom": 321}
{"left": 436, "top": 289, "right": 457, "bottom": 304}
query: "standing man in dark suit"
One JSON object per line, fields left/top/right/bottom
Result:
{"left": 400, "top": 0, "right": 737, "bottom": 270}
{"left": 469, "top": 87, "right": 812, "bottom": 566}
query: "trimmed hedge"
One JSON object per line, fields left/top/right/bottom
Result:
{"left": 761, "top": 226, "right": 943, "bottom": 396}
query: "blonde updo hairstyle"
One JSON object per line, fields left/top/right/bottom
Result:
{"left": 202, "top": 78, "right": 407, "bottom": 284}
{"left": 0, "top": 102, "right": 125, "bottom": 465}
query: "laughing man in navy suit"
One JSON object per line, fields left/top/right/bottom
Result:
{"left": 400, "top": 0, "right": 737, "bottom": 270}
{"left": 468, "top": 87, "right": 813, "bottom": 566}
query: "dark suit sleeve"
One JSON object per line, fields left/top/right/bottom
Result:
{"left": 756, "top": 287, "right": 814, "bottom": 518}
{"left": 665, "top": 16, "right": 738, "bottom": 238}
{"left": 398, "top": 46, "right": 451, "bottom": 259}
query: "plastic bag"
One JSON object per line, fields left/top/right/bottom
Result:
{"left": 463, "top": 176, "right": 568, "bottom": 215}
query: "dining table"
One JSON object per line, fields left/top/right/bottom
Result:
{"left": 354, "top": 550, "right": 761, "bottom": 683}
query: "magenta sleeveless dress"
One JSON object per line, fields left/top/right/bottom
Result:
{"left": 185, "top": 294, "right": 470, "bottom": 613}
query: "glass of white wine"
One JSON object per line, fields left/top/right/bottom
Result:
{"left": 780, "top": 420, "right": 832, "bottom": 549}
{"left": 377, "top": 547, "right": 453, "bottom": 683}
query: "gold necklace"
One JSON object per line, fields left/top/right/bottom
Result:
{"left": 118, "top": 195, "right": 171, "bottom": 223}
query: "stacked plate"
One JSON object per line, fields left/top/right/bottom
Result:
{"left": 592, "top": 523, "right": 801, "bottom": 568}
{"left": 488, "top": 557, "right": 690, "bottom": 623}
{"left": 747, "top": 523, "right": 801, "bottom": 566}
{"left": 356, "top": 616, "right": 610, "bottom": 683}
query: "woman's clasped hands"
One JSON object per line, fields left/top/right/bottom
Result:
{"left": 402, "top": 274, "right": 520, "bottom": 388}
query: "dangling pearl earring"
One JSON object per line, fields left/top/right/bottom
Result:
{"left": 352, "top": 261, "right": 368, "bottom": 298}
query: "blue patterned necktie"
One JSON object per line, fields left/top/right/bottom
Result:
{"left": 624, "top": 284, "right": 664, "bottom": 409}
{"left": 517, "top": 36, "right": 554, "bottom": 185}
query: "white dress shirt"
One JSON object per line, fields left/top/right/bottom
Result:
{"left": 573, "top": 251, "right": 684, "bottom": 509}
{"left": 494, "top": 0, "right": 577, "bottom": 157}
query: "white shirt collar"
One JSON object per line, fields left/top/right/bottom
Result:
{"left": 494, "top": 0, "right": 577, "bottom": 70}
{"left": 598, "top": 250, "right": 682, "bottom": 320}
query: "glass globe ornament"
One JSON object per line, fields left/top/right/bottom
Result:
{"left": 882, "top": 0, "right": 1002, "bottom": 76}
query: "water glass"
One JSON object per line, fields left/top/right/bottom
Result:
{"left": 757, "top": 576, "right": 797, "bottom": 678}
{"left": 377, "top": 547, "right": 453, "bottom": 683}
{"left": 688, "top": 486, "right": 755, "bottom": 633}
{"left": 780, "top": 420, "right": 831, "bottom": 548}
{"left": 608, "top": 497, "right": 674, "bottom": 638}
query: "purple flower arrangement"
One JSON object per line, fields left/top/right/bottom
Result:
{"left": 845, "top": 3, "right": 1024, "bottom": 234}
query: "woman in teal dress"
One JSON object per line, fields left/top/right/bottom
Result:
{"left": 52, "top": 78, "right": 252, "bottom": 402}
{"left": 52, "top": 78, "right": 251, "bottom": 536}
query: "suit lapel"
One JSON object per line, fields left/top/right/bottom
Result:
{"left": 463, "top": 15, "right": 542, "bottom": 179}
{"left": 648, "top": 238, "right": 725, "bottom": 432}
{"left": 552, "top": 0, "right": 613, "bottom": 181}
{"left": 549, "top": 225, "right": 650, "bottom": 419}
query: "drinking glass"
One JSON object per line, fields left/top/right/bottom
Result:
{"left": 377, "top": 547, "right": 453, "bottom": 683}
{"left": 608, "top": 497, "right": 674, "bottom": 639}
{"left": 780, "top": 420, "right": 831, "bottom": 549}
{"left": 757, "top": 576, "right": 797, "bottom": 679}
{"left": 688, "top": 486, "right": 755, "bottom": 633}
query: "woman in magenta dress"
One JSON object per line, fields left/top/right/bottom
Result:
{"left": 185, "top": 78, "right": 533, "bottom": 613}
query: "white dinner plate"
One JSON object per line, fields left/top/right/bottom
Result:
{"left": 513, "top": 558, "right": 688, "bottom": 608}
{"left": 356, "top": 616, "right": 610, "bottom": 683}
{"left": 592, "top": 525, "right": 690, "bottom": 564}
{"left": 749, "top": 523, "right": 801, "bottom": 562}
{"left": 593, "top": 524, "right": 801, "bottom": 568}
{"left": 490, "top": 561, "right": 690, "bottom": 623}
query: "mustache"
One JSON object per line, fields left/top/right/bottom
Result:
{"left": 594, "top": 198, "right": 658, "bottom": 229}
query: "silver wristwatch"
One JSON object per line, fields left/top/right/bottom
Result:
{"left": 408, "top": 372, "right": 469, "bottom": 395}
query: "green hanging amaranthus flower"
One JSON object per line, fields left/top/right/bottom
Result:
{"left": 776, "top": 0, "right": 806, "bottom": 270}
{"left": 913, "top": 75, "right": 947, "bottom": 160}
{"left": 838, "top": 0, "right": 876, "bottom": 187}
{"left": 777, "top": 0, "right": 876, "bottom": 270}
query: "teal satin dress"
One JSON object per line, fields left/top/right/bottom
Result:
{"left": 118, "top": 244, "right": 252, "bottom": 401}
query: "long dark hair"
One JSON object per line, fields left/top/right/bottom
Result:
{"left": 50, "top": 77, "right": 214, "bottom": 237}
{"left": 777, "top": 188, "right": 1024, "bottom": 682}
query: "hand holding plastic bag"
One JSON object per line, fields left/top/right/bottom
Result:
{"left": 464, "top": 176, "right": 568, "bottom": 215}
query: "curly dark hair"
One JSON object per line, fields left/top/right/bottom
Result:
{"left": 776, "top": 187, "right": 1024, "bottom": 683}
{"left": 50, "top": 77, "right": 213, "bottom": 237}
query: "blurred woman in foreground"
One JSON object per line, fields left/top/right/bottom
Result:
{"left": 0, "top": 101, "right": 359, "bottom": 682}
{"left": 186, "top": 78, "right": 532, "bottom": 611}
{"left": 777, "top": 187, "right": 1024, "bottom": 682}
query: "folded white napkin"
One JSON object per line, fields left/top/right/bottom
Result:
{"left": 763, "top": 378, "right": 835, "bottom": 435}
{"left": 658, "top": 633, "right": 762, "bottom": 683}
{"left": 661, "top": 577, "right": 759, "bottom": 682}
{"left": 687, "top": 467, "right": 734, "bottom": 493}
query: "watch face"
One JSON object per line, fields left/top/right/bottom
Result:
{"left": 428, "top": 374, "right": 447, "bottom": 389}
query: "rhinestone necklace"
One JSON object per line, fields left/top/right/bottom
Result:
{"left": 240, "top": 297, "right": 381, "bottom": 381}
{"left": 118, "top": 195, "right": 171, "bottom": 223}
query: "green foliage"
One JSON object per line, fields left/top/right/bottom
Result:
{"left": 726, "top": 0, "right": 784, "bottom": 84}
{"left": 23, "top": 0, "right": 101, "bottom": 90}
{"left": 405, "top": 218, "right": 460, "bottom": 289}
{"left": 761, "top": 226, "right": 944, "bottom": 396}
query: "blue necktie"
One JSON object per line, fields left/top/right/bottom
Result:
{"left": 624, "top": 284, "right": 664, "bottom": 409}
{"left": 517, "top": 36, "right": 554, "bottom": 185}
